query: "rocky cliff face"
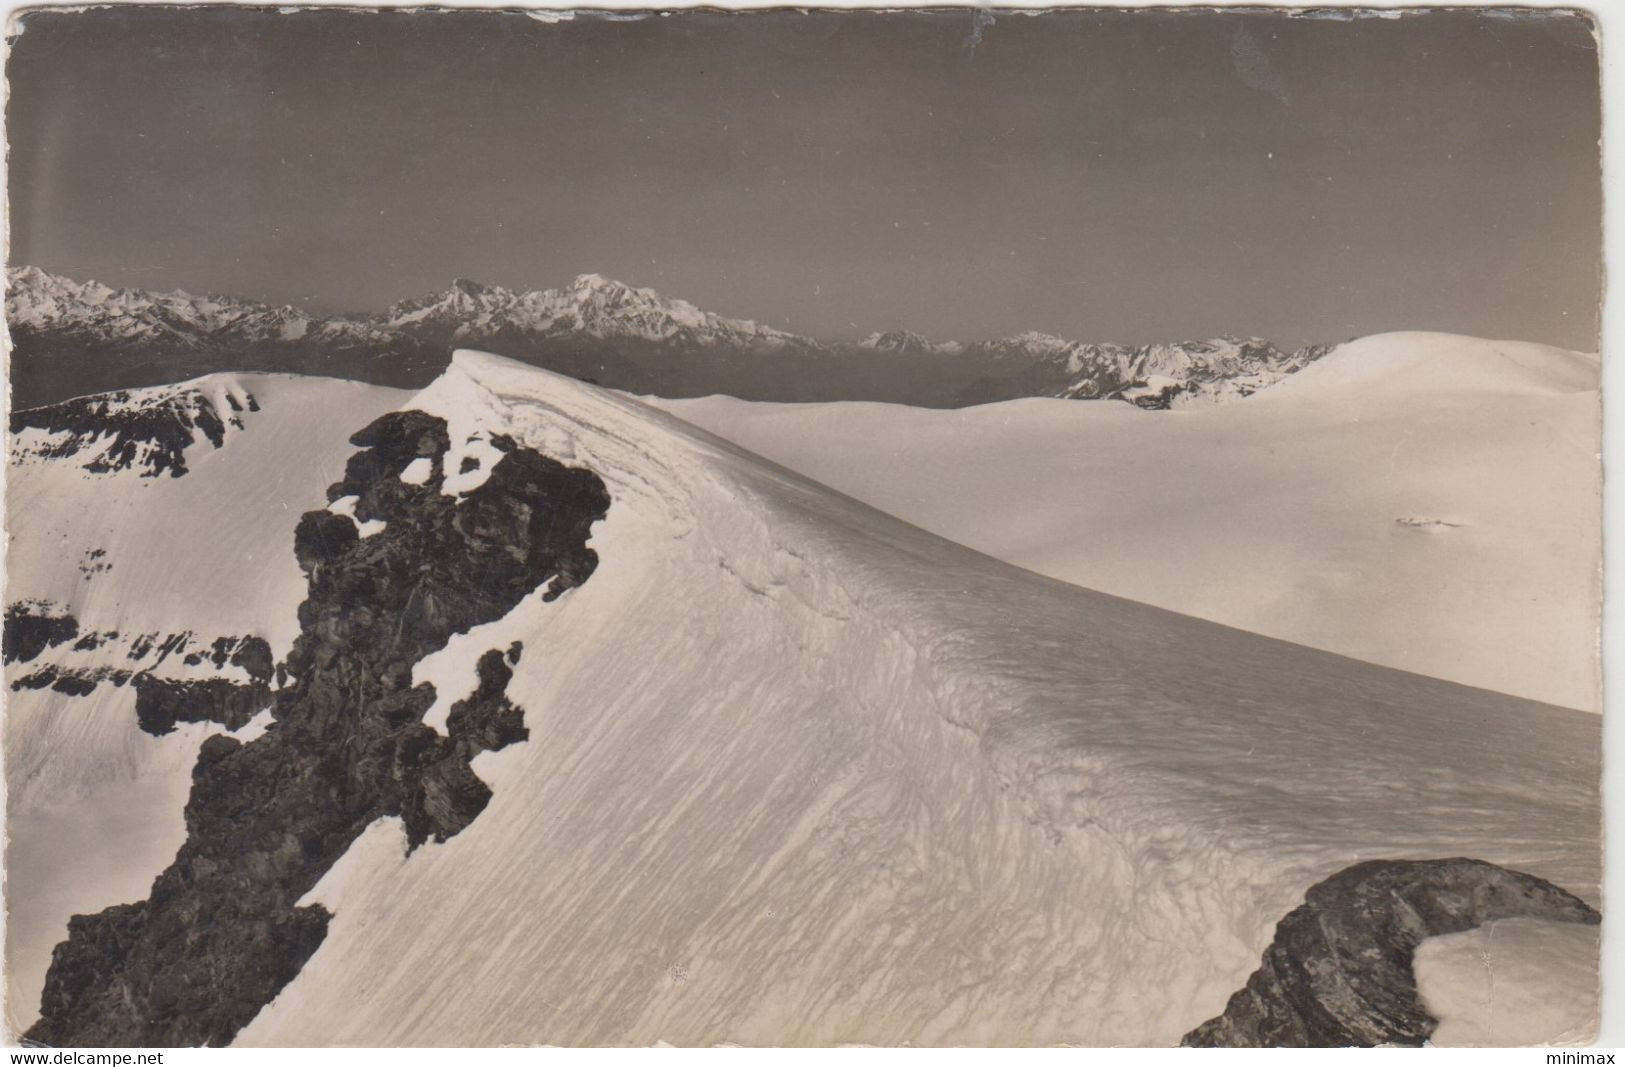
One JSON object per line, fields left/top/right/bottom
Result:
{"left": 25, "top": 409, "right": 610, "bottom": 1047}
{"left": 1183, "top": 858, "right": 1601, "bottom": 1048}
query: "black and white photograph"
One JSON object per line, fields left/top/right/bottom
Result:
{"left": 0, "top": 2, "right": 1607, "bottom": 1050}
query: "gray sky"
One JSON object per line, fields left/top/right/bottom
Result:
{"left": 5, "top": 7, "right": 1602, "bottom": 349}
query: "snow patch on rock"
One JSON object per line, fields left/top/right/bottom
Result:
{"left": 328, "top": 494, "right": 387, "bottom": 538}
{"left": 398, "top": 457, "right": 434, "bottom": 485}
{"left": 230, "top": 707, "right": 276, "bottom": 743}
{"left": 415, "top": 578, "right": 556, "bottom": 736}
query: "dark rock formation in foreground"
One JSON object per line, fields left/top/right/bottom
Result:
{"left": 3, "top": 603, "right": 80, "bottom": 664}
{"left": 134, "top": 637, "right": 279, "bottom": 735}
{"left": 26, "top": 410, "right": 610, "bottom": 1047}
{"left": 132, "top": 676, "right": 272, "bottom": 736}
{"left": 1183, "top": 858, "right": 1601, "bottom": 1048}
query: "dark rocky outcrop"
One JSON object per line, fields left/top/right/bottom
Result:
{"left": 72, "top": 630, "right": 118, "bottom": 653}
{"left": 26, "top": 410, "right": 609, "bottom": 1048}
{"left": 179, "top": 636, "right": 274, "bottom": 682}
{"left": 11, "top": 666, "right": 134, "bottom": 695}
{"left": 229, "top": 637, "right": 275, "bottom": 683}
{"left": 4, "top": 603, "right": 80, "bottom": 664}
{"left": 49, "top": 672, "right": 100, "bottom": 697}
{"left": 126, "top": 631, "right": 195, "bottom": 666}
{"left": 11, "top": 668, "right": 59, "bottom": 691}
{"left": 133, "top": 676, "right": 272, "bottom": 736}
{"left": 12, "top": 629, "right": 271, "bottom": 706}
{"left": 1182, "top": 858, "right": 1601, "bottom": 1048}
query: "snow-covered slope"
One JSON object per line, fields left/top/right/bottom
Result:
{"left": 655, "top": 332, "right": 1601, "bottom": 711}
{"left": 4, "top": 373, "right": 412, "bottom": 1028}
{"left": 1256, "top": 331, "right": 1599, "bottom": 401}
{"left": 242, "top": 354, "right": 1595, "bottom": 1046}
{"left": 8, "top": 352, "right": 1598, "bottom": 1046}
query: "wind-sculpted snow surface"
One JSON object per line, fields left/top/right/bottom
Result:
{"left": 655, "top": 332, "right": 1601, "bottom": 710}
{"left": 210, "top": 352, "right": 1594, "bottom": 1047}
{"left": 24, "top": 408, "right": 609, "bottom": 1047}
{"left": 4, "top": 353, "right": 1599, "bottom": 1046}
{"left": 1183, "top": 859, "right": 1602, "bottom": 1047}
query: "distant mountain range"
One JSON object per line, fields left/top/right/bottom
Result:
{"left": 4, "top": 266, "right": 1332, "bottom": 410}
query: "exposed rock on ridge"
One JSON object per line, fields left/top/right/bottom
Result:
{"left": 1182, "top": 858, "right": 1601, "bottom": 1048}
{"left": 25, "top": 408, "right": 610, "bottom": 1047}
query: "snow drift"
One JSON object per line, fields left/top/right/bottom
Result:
{"left": 655, "top": 331, "right": 1601, "bottom": 711}
{"left": 6, "top": 352, "right": 1600, "bottom": 1046}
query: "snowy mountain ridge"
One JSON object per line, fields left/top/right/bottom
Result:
{"left": 1001, "top": 333, "right": 1332, "bottom": 408}
{"left": 7, "top": 265, "right": 1332, "bottom": 409}
{"left": 378, "top": 271, "right": 809, "bottom": 352}
{"left": 6, "top": 266, "right": 811, "bottom": 356}
{"left": 5, "top": 265, "right": 314, "bottom": 348}
{"left": 10, "top": 375, "right": 264, "bottom": 479}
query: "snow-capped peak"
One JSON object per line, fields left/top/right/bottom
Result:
{"left": 550, "top": 272, "right": 798, "bottom": 346}
{"left": 859, "top": 329, "right": 938, "bottom": 355}
{"left": 567, "top": 272, "right": 628, "bottom": 295}
{"left": 561, "top": 273, "right": 678, "bottom": 317}
{"left": 352, "top": 272, "right": 812, "bottom": 352}
{"left": 449, "top": 277, "right": 502, "bottom": 297}
{"left": 1003, "top": 330, "right": 1076, "bottom": 353}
